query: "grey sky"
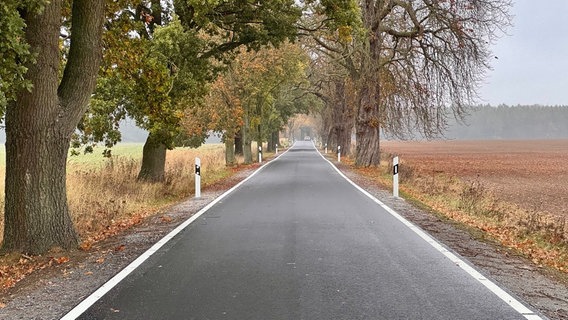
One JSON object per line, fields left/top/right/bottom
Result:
{"left": 479, "top": 1, "right": 568, "bottom": 106}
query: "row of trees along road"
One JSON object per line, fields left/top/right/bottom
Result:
{"left": 0, "top": 0, "right": 357, "bottom": 255}
{"left": 1, "top": 0, "right": 511, "bottom": 254}
{"left": 309, "top": 0, "right": 512, "bottom": 166}
{"left": 205, "top": 43, "right": 320, "bottom": 166}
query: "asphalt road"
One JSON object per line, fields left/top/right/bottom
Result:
{"left": 72, "top": 141, "right": 539, "bottom": 320}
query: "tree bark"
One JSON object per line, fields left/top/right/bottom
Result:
{"left": 3, "top": 0, "right": 106, "bottom": 254}
{"left": 267, "top": 130, "right": 279, "bottom": 151}
{"left": 224, "top": 131, "right": 236, "bottom": 166}
{"left": 355, "top": 4, "right": 382, "bottom": 167}
{"left": 355, "top": 79, "right": 381, "bottom": 167}
{"left": 138, "top": 133, "right": 167, "bottom": 182}
{"left": 234, "top": 129, "right": 243, "bottom": 155}
{"left": 243, "top": 114, "right": 252, "bottom": 164}
{"left": 332, "top": 80, "right": 354, "bottom": 156}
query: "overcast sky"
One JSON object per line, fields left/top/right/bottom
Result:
{"left": 478, "top": 1, "right": 568, "bottom": 106}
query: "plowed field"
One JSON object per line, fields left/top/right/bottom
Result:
{"left": 381, "top": 140, "right": 568, "bottom": 217}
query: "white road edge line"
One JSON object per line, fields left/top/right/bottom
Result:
{"left": 316, "top": 147, "right": 544, "bottom": 320}
{"left": 60, "top": 143, "right": 295, "bottom": 320}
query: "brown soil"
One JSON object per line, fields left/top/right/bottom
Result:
{"left": 382, "top": 140, "right": 568, "bottom": 217}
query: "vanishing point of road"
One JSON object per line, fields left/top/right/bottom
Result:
{"left": 66, "top": 141, "right": 543, "bottom": 320}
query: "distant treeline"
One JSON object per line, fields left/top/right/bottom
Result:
{"left": 445, "top": 105, "right": 568, "bottom": 140}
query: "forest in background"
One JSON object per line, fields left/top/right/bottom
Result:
{"left": 444, "top": 105, "right": 568, "bottom": 140}
{"left": 3, "top": 105, "right": 567, "bottom": 145}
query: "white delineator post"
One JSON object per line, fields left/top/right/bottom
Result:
{"left": 276, "top": 144, "right": 278, "bottom": 155}
{"left": 337, "top": 146, "right": 341, "bottom": 163}
{"left": 325, "top": 143, "right": 328, "bottom": 154}
{"left": 195, "top": 157, "right": 201, "bottom": 198}
{"left": 258, "top": 146, "right": 262, "bottom": 163}
{"left": 393, "top": 156, "right": 399, "bottom": 198}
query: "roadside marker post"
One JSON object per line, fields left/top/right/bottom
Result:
{"left": 325, "top": 143, "right": 328, "bottom": 154}
{"left": 393, "top": 156, "right": 399, "bottom": 198}
{"left": 338, "top": 146, "right": 341, "bottom": 163}
{"left": 276, "top": 144, "right": 278, "bottom": 155}
{"left": 195, "top": 157, "right": 201, "bottom": 198}
{"left": 258, "top": 146, "right": 262, "bottom": 163}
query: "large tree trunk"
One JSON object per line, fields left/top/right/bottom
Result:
{"left": 234, "top": 129, "right": 243, "bottom": 155}
{"left": 267, "top": 130, "right": 278, "bottom": 152}
{"left": 332, "top": 80, "right": 354, "bottom": 156}
{"left": 3, "top": 124, "right": 78, "bottom": 253}
{"left": 355, "top": 80, "right": 381, "bottom": 167}
{"left": 355, "top": 7, "right": 381, "bottom": 167}
{"left": 138, "top": 133, "right": 167, "bottom": 182}
{"left": 2, "top": 0, "right": 105, "bottom": 254}
{"left": 224, "top": 132, "right": 236, "bottom": 166}
{"left": 243, "top": 115, "right": 252, "bottom": 164}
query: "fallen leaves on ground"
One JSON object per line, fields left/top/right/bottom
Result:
{"left": 160, "top": 215, "right": 173, "bottom": 223}
{"left": 0, "top": 254, "right": 72, "bottom": 291}
{"left": 0, "top": 161, "right": 255, "bottom": 294}
{"left": 348, "top": 154, "right": 568, "bottom": 275}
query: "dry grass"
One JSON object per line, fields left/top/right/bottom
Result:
{"left": 0, "top": 143, "right": 276, "bottom": 291}
{"left": 362, "top": 140, "right": 568, "bottom": 273}
{"left": 0, "top": 144, "right": 229, "bottom": 244}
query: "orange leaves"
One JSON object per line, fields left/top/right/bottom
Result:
{"left": 79, "top": 240, "right": 93, "bottom": 252}
{"left": 54, "top": 256, "right": 70, "bottom": 264}
{"left": 0, "top": 254, "right": 72, "bottom": 291}
{"left": 161, "top": 215, "right": 173, "bottom": 223}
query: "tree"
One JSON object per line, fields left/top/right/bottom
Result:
{"left": 354, "top": 0, "right": 512, "bottom": 166}
{"left": 131, "top": 0, "right": 303, "bottom": 179}
{"left": 297, "top": 2, "right": 361, "bottom": 155}
{"left": 205, "top": 43, "right": 314, "bottom": 165}
{"left": 205, "top": 72, "right": 244, "bottom": 166}
{"left": 76, "top": 0, "right": 303, "bottom": 181}
{"left": 2, "top": 0, "right": 106, "bottom": 254}
{"left": 0, "top": 1, "right": 35, "bottom": 113}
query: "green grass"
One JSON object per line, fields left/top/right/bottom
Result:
{"left": 67, "top": 143, "right": 144, "bottom": 169}
{"left": 67, "top": 143, "right": 225, "bottom": 169}
{"left": 0, "top": 143, "right": 143, "bottom": 169}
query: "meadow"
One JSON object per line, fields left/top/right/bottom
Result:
{"left": 373, "top": 140, "right": 568, "bottom": 272}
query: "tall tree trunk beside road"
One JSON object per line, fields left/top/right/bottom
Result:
{"left": 225, "top": 130, "right": 236, "bottom": 166}
{"left": 234, "top": 129, "right": 243, "bottom": 155}
{"left": 136, "top": 1, "right": 168, "bottom": 182}
{"left": 353, "top": 0, "right": 510, "bottom": 167}
{"left": 137, "top": 133, "right": 167, "bottom": 182}
{"left": 355, "top": 75, "right": 381, "bottom": 166}
{"left": 243, "top": 114, "right": 253, "bottom": 164}
{"left": 267, "top": 131, "right": 279, "bottom": 152}
{"left": 355, "top": 30, "right": 381, "bottom": 166}
{"left": 3, "top": 0, "right": 106, "bottom": 254}
{"left": 332, "top": 80, "right": 354, "bottom": 157}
